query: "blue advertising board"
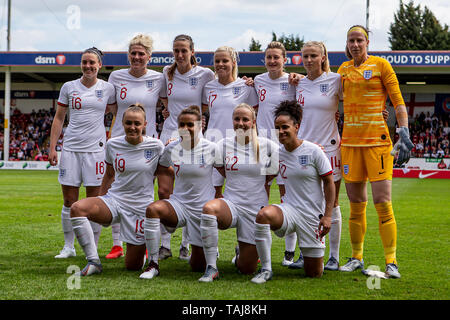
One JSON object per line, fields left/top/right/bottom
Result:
{"left": 0, "top": 51, "right": 449, "bottom": 67}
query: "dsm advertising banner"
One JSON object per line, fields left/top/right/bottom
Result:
{"left": 0, "top": 51, "right": 449, "bottom": 67}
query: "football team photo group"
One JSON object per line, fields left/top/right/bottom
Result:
{"left": 47, "top": 24, "right": 414, "bottom": 287}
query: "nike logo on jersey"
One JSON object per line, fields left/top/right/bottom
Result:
{"left": 418, "top": 171, "right": 438, "bottom": 179}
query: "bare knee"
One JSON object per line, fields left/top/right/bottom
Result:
{"left": 70, "top": 200, "right": 88, "bottom": 218}
{"left": 125, "top": 260, "right": 143, "bottom": 271}
{"left": 202, "top": 200, "right": 221, "bottom": 217}
{"left": 304, "top": 257, "right": 324, "bottom": 278}
{"left": 238, "top": 263, "right": 257, "bottom": 275}
{"left": 189, "top": 246, "right": 206, "bottom": 272}
{"left": 255, "top": 207, "right": 272, "bottom": 224}
{"left": 146, "top": 202, "right": 163, "bottom": 219}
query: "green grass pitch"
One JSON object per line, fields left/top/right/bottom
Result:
{"left": 0, "top": 170, "right": 448, "bottom": 300}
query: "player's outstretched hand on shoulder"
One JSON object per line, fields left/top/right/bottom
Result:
{"left": 288, "top": 73, "right": 305, "bottom": 86}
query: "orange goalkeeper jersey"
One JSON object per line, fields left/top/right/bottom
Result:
{"left": 338, "top": 55, "right": 405, "bottom": 147}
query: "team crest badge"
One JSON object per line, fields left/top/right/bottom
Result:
{"left": 146, "top": 80, "right": 154, "bottom": 89}
{"left": 280, "top": 82, "right": 289, "bottom": 91}
{"left": 95, "top": 90, "right": 103, "bottom": 99}
{"left": 232, "top": 87, "right": 241, "bottom": 95}
{"left": 363, "top": 70, "right": 372, "bottom": 80}
{"left": 298, "top": 155, "right": 309, "bottom": 166}
{"left": 343, "top": 164, "right": 349, "bottom": 175}
{"left": 189, "top": 77, "right": 198, "bottom": 87}
{"left": 320, "top": 84, "right": 329, "bottom": 93}
{"left": 144, "top": 149, "right": 153, "bottom": 160}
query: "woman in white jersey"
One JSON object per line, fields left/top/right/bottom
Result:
{"left": 49, "top": 47, "right": 116, "bottom": 259}
{"left": 254, "top": 41, "right": 298, "bottom": 267}
{"left": 69, "top": 104, "right": 169, "bottom": 276}
{"left": 251, "top": 100, "right": 335, "bottom": 284}
{"left": 198, "top": 103, "right": 279, "bottom": 282}
{"left": 290, "top": 41, "right": 343, "bottom": 271}
{"left": 106, "top": 34, "right": 166, "bottom": 259}
{"left": 158, "top": 35, "right": 215, "bottom": 261}
{"left": 139, "top": 106, "right": 220, "bottom": 279}
{"left": 202, "top": 46, "right": 259, "bottom": 198}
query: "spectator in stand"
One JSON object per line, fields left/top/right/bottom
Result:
{"left": 437, "top": 159, "right": 447, "bottom": 169}
{"left": 437, "top": 146, "right": 445, "bottom": 158}
{"left": 431, "top": 146, "right": 438, "bottom": 158}
{"left": 415, "top": 139, "right": 424, "bottom": 157}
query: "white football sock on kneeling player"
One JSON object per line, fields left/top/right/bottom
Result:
{"left": 144, "top": 218, "right": 161, "bottom": 263}
{"left": 200, "top": 214, "right": 218, "bottom": 269}
{"left": 329, "top": 206, "right": 342, "bottom": 261}
{"left": 255, "top": 223, "right": 272, "bottom": 271}
{"left": 71, "top": 217, "right": 100, "bottom": 263}
{"left": 61, "top": 205, "right": 74, "bottom": 248}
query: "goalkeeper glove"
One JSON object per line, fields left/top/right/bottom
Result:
{"left": 390, "top": 126, "right": 414, "bottom": 166}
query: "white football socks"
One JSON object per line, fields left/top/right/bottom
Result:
{"left": 71, "top": 217, "right": 100, "bottom": 263}
{"left": 90, "top": 221, "right": 102, "bottom": 248}
{"left": 284, "top": 232, "right": 297, "bottom": 252}
{"left": 61, "top": 205, "right": 74, "bottom": 249}
{"left": 200, "top": 214, "right": 218, "bottom": 269}
{"left": 160, "top": 224, "right": 171, "bottom": 249}
{"left": 144, "top": 218, "right": 161, "bottom": 263}
{"left": 328, "top": 206, "right": 342, "bottom": 261}
{"left": 181, "top": 227, "right": 189, "bottom": 249}
{"left": 111, "top": 223, "right": 122, "bottom": 247}
{"left": 255, "top": 223, "right": 272, "bottom": 271}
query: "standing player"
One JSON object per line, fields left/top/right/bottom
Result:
{"left": 157, "top": 35, "right": 215, "bottom": 261}
{"left": 106, "top": 34, "right": 166, "bottom": 259}
{"left": 337, "top": 25, "right": 413, "bottom": 278}
{"left": 140, "top": 106, "right": 220, "bottom": 279}
{"left": 49, "top": 47, "right": 116, "bottom": 259}
{"left": 251, "top": 100, "right": 335, "bottom": 284}
{"left": 202, "top": 46, "right": 259, "bottom": 198}
{"left": 69, "top": 104, "right": 170, "bottom": 275}
{"left": 199, "top": 103, "right": 279, "bottom": 282}
{"left": 292, "top": 41, "right": 343, "bottom": 271}
{"left": 254, "top": 41, "right": 298, "bottom": 267}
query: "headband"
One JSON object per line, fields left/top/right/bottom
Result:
{"left": 347, "top": 26, "right": 368, "bottom": 39}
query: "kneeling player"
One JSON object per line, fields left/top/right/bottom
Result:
{"left": 69, "top": 104, "right": 169, "bottom": 275}
{"left": 140, "top": 106, "right": 220, "bottom": 279}
{"left": 199, "top": 103, "right": 279, "bottom": 282}
{"left": 251, "top": 100, "right": 335, "bottom": 283}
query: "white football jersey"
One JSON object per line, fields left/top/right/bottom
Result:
{"left": 160, "top": 66, "right": 215, "bottom": 143}
{"left": 104, "top": 135, "right": 164, "bottom": 216}
{"left": 278, "top": 140, "right": 332, "bottom": 219}
{"left": 203, "top": 78, "right": 259, "bottom": 143}
{"left": 254, "top": 72, "right": 296, "bottom": 140}
{"left": 159, "top": 138, "right": 220, "bottom": 212}
{"left": 296, "top": 72, "right": 342, "bottom": 152}
{"left": 217, "top": 136, "right": 279, "bottom": 212}
{"left": 57, "top": 78, "right": 116, "bottom": 152}
{"left": 108, "top": 68, "right": 165, "bottom": 139}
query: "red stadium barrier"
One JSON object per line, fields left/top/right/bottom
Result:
{"left": 393, "top": 168, "right": 450, "bottom": 179}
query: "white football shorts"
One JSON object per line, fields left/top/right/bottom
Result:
{"left": 221, "top": 198, "right": 262, "bottom": 246}
{"left": 325, "top": 148, "right": 342, "bottom": 182}
{"left": 273, "top": 202, "right": 325, "bottom": 258}
{"left": 99, "top": 194, "right": 145, "bottom": 246}
{"left": 58, "top": 149, "right": 105, "bottom": 187}
{"left": 163, "top": 198, "right": 203, "bottom": 247}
